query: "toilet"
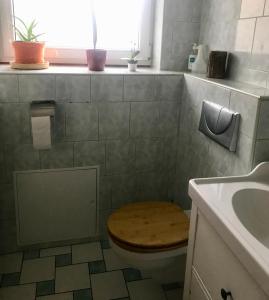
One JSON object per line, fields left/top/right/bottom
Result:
{"left": 107, "top": 201, "right": 189, "bottom": 272}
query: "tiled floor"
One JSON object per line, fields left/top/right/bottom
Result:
{"left": 0, "top": 241, "right": 183, "bottom": 300}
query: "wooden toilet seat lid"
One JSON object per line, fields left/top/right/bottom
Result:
{"left": 107, "top": 201, "right": 190, "bottom": 251}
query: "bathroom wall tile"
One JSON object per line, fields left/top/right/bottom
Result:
{"left": 98, "top": 209, "right": 113, "bottom": 237}
{"left": 124, "top": 75, "right": 156, "bottom": 101}
{"left": 99, "top": 103, "right": 130, "bottom": 139}
{"left": 257, "top": 100, "right": 269, "bottom": 139}
{"left": 231, "top": 133, "right": 254, "bottom": 175}
{"left": 91, "top": 271, "right": 128, "bottom": 300}
{"left": 200, "top": 1, "right": 241, "bottom": 54}
{"left": 253, "top": 17, "right": 269, "bottom": 55}
{"left": 56, "top": 75, "right": 90, "bottom": 102}
{"left": 229, "top": 91, "right": 259, "bottom": 139}
{"left": 265, "top": 0, "right": 269, "bottom": 15}
{"left": 91, "top": 75, "right": 123, "bottom": 101}
{"left": 53, "top": 103, "right": 66, "bottom": 143}
{"left": 0, "top": 184, "right": 15, "bottom": 221}
{"left": 234, "top": 19, "right": 256, "bottom": 53}
{"left": 5, "top": 144, "right": 40, "bottom": 182}
{"left": 135, "top": 172, "right": 168, "bottom": 200}
{"left": 163, "top": 137, "right": 178, "bottom": 170}
{"left": 135, "top": 139, "right": 164, "bottom": 171}
{"left": 172, "top": 21, "right": 200, "bottom": 46}
{"left": 253, "top": 139, "right": 269, "bottom": 166}
{"left": 99, "top": 176, "right": 112, "bottom": 209}
{"left": 106, "top": 140, "right": 135, "bottom": 175}
{"left": 0, "top": 103, "right": 31, "bottom": 144}
{"left": 65, "top": 103, "right": 98, "bottom": 141}
{"left": 0, "top": 147, "right": 6, "bottom": 183}
{"left": 110, "top": 174, "right": 136, "bottom": 208}
{"left": 130, "top": 102, "right": 160, "bottom": 137}
{"left": 164, "top": 0, "right": 202, "bottom": 22}
{"left": 230, "top": 65, "right": 268, "bottom": 88}
{"left": 40, "top": 143, "right": 74, "bottom": 169}
{"left": 19, "top": 75, "right": 55, "bottom": 101}
{"left": 74, "top": 141, "right": 105, "bottom": 172}
{"left": 155, "top": 76, "right": 182, "bottom": 101}
{"left": 0, "top": 75, "right": 19, "bottom": 102}
{"left": 240, "top": 0, "right": 265, "bottom": 18}
{"left": 159, "top": 101, "right": 180, "bottom": 137}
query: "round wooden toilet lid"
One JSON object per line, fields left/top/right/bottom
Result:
{"left": 107, "top": 201, "right": 190, "bottom": 251}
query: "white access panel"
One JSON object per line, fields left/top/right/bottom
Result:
{"left": 14, "top": 167, "right": 99, "bottom": 246}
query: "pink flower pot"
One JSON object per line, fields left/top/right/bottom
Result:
{"left": 86, "top": 49, "right": 107, "bottom": 71}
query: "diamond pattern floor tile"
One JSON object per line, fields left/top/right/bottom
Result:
{"left": 72, "top": 242, "right": 103, "bottom": 264}
{"left": 20, "top": 257, "right": 55, "bottom": 284}
{"left": 128, "top": 279, "right": 166, "bottom": 300}
{"left": 36, "top": 280, "right": 55, "bottom": 297}
{"left": 0, "top": 283, "right": 36, "bottom": 300}
{"left": 55, "top": 263, "right": 91, "bottom": 293}
{"left": 91, "top": 270, "right": 128, "bottom": 300}
{"left": 0, "top": 252, "right": 23, "bottom": 274}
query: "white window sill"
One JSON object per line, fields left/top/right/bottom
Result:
{"left": 0, "top": 64, "right": 183, "bottom": 76}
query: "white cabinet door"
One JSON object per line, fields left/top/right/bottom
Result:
{"left": 192, "top": 213, "right": 268, "bottom": 300}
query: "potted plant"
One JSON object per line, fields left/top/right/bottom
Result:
{"left": 86, "top": 9, "right": 106, "bottom": 71}
{"left": 122, "top": 43, "right": 140, "bottom": 72}
{"left": 12, "top": 17, "right": 47, "bottom": 67}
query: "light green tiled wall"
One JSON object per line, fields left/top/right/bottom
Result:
{"left": 0, "top": 73, "right": 183, "bottom": 254}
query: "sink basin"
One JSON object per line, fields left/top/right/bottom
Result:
{"left": 232, "top": 189, "right": 269, "bottom": 248}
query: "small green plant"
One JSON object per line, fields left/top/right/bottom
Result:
{"left": 128, "top": 43, "right": 140, "bottom": 64}
{"left": 14, "top": 17, "right": 44, "bottom": 42}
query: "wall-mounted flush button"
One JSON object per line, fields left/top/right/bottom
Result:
{"left": 199, "top": 100, "right": 240, "bottom": 152}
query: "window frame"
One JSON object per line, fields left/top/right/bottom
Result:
{"left": 0, "top": 0, "right": 154, "bottom": 66}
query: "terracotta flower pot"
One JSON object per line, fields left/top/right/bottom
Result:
{"left": 86, "top": 49, "right": 107, "bottom": 71}
{"left": 12, "top": 41, "right": 45, "bottom": 64}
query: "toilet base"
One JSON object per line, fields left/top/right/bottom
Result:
{"left": 108, "top": 236, "right": 187, "bottom": 272}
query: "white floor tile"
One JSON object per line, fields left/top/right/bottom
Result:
{"left": 20, "top": 257, "right": 55, "bottom": 284}
{"left": 40, "top": 246, "right": 71, "bottom": 257}
{"left": 36, "top": 292, "right": 73, "bottom": 300}
{"left": 72, "top": 242, "right": 103, "bottom": 264}
{"left": 128, "top": 279, "right": 166, "bottom": 300}
{"left": 165, "top": 289, "right": 183, "bottom": 300}
{"left": 0, "top": 283, "right": 36, "bottom": 300}
{"left": 55, "top": 263, "right": 90, "bottom": 293}
{"left": 103, "top": 248, "right": 129, "bottom": 271}
{"left": 91, "top": 270, "right": 128, "bottom": 300}
{"left": 0, "top": 252, "right": 23, "bottom": 273}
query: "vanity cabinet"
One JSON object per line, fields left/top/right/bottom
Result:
{"left": 184, "top": 205, "right": 268, "bottom": 300}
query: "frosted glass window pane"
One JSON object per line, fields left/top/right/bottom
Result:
{"left": 13, "top": 0, "right": 145, "bottom": 50}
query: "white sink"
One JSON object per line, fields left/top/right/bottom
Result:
{"left": 188, "top": 162, "right": 269, "bottom": 295}
{"left": 232, "top": 188, "right": 269, "bottom": 249}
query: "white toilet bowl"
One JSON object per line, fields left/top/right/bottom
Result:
{"left": 107, "top": 201, "right": 189, "bottom": 273}
{"left": 109, "top": 235, "right": 187, "bottom": 271}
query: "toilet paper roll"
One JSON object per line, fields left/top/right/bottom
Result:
{"left": 31, "top": 116, "right": 51, "bottom": 150}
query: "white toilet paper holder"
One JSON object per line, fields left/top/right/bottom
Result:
{"left": 30, "top": 100, "right": 56, "bottom": 117}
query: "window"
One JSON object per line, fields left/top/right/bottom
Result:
{"left": 0, "top": 0, "right": 154, "bottom": 65}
